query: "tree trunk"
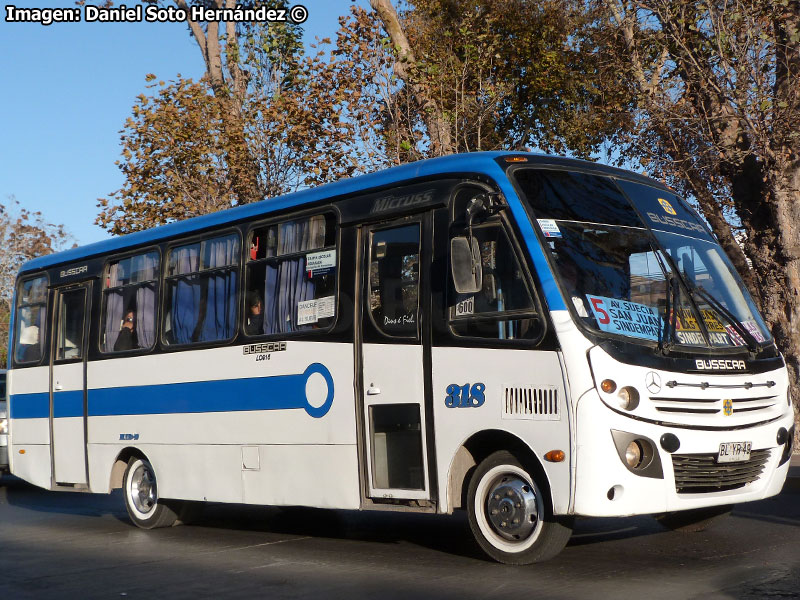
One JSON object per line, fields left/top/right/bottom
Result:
{"left": 736, "top": 164, "right": 800, "bottom": 432}
{"left": 176, "top": 0, "right": 264, "bottom": 205}
{"left": 369, "top": 0, "right": 454, "bottom": 156}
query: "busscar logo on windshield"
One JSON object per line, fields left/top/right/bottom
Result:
{"left": 658, "top": 198, "right": 677, "bottom": 215}
{"left": 695, "top": 359, "right": 747, "bottom": 371}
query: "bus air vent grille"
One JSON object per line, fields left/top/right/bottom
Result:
{"left": 671, "top": 448, "right": 771, "bottom": 494}
{"left": 501, "top": 385, "right": 560, "bottom": 421}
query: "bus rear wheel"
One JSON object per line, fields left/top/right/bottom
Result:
{"left": 467, "top": 451, "right": 572, "bottom": 564}
{"left": 123, "top": 457, "right": 178, "bottom": 529}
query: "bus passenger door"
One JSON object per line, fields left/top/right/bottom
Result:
{"left": 50, "top": 283, "right": 91, "bottom": 486}
{"left": 359, "top": 216, "right": 432, "bottom": 501}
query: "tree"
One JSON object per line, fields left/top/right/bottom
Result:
{"left": 98, "top": 19, "right": 367, "bottom": 234}
{"left": 368, "top": 0, "right": 629, "bottom": 160}
{"left": 0, "top": 198, "right": 72, "bottom": 366}
{"left": 595, "top": 0, "right": 800, "bottom": 416}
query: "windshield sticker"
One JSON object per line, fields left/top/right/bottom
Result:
{"left": 585, "top": 294, "right": 662, "bottom": 341}
{"left": 742, "top": 319, "right": 766, "bottom": 343}
{"left": 306, "top": 249, "right": 336, "bottom": 277}
{"left": 658, "top": 198, "right": 677, "bottom": 215}
{"left": 537, "top": 219, "right": 562, "bottom": 238}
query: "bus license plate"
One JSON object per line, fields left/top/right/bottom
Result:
{"left": 717, "top": 441, "right": 751, "bottom": 463}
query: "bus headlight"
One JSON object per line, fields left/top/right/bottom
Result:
{"left": 611, "top": 430, "right": 663, "bottom": 479}
{"left": 625, "top": 441, "right": 643, "bottom": 468}
{"left": 617, "top": 386, "right": 640, "bottom": 411}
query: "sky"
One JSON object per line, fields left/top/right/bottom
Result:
{"left": 1, "top": 1, "right": 363, "bottom": 247}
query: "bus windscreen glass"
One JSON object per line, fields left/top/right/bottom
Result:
{"left": 512, "top": 169, "right": 771, "bottom": 348}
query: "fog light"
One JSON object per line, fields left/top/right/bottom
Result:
{"left": 625, "top": 441, "right": 643, "bottom": 468}
{"left": 777, "top": 427, "right": 788, "bottom": 446}
{"left": 660, "top": 433, "right": 680, "bottom": 453}
{"left": 617, "top": 386, "right": 640, "bottom": 410}
{"left": 601, "top": 379, "right": 617, "bottom": 393}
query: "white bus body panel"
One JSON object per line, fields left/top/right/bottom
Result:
{"left": 7, "top": 366, "right": 52, "bottom": 488}
{"left": 81, "top": 341, "right": 359, "bottom": 508}
{"left": 432, "top": 346, "right": 572, "bottom": 515}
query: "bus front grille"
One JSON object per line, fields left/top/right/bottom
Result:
{"left": 671, "top": 449, "right": 771, "bottom": 494}
{"left": 650, "top": 395, "right": 779, "bottom": 418}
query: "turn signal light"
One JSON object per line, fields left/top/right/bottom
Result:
{"left": 601, "top": 379, "right": 617, "bottom": 393}
{"left": 19, "top": 449, "right": 25, "bottom": 454}
{"left": 504, "top": 156, "right": 528, "bottom": 163}
{"left": 544, "top": 450, "right": 566, "bottom": 462}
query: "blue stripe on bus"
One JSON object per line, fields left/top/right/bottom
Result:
{"left": 55, "top": 390, "right": 84, "bottom": 418}
{"left": 9, "top": 363, "right": 335, "bottom": 420}
{"left": 9, "top": 392, "right": 50, "bottom": 419}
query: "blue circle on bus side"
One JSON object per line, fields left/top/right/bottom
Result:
{"left": 302, "top": 363, "right": 334, "bottom": 418}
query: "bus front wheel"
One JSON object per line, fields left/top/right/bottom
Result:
{"left": 123, "top": 457, "right": 178, "bottom": 529}
{"left": 467, "top": 451, "right": 572, "bottom": 564}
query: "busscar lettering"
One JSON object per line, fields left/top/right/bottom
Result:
{"left": 694, "top": 359, "right": 747, "bottom": 371}
{"left": 243, "top": 341, "right": 287, "bottom": 356}
{"left": 646, "top": 212, "right": 706, "bottom": 235}
{"left": 60, "top": 265, "right": 88, "bottom": 278}
{"left": 5, "top": 5, "right": 81, "bottom": 25}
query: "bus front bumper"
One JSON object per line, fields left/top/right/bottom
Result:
{"left": 572, "top": 392, "right": 793, "bottom": 517}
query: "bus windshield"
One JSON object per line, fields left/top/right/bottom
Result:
{"left": 512, "top": 168, "right": 771, "bottom": 349}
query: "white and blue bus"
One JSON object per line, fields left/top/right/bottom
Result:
{"left": 7, "top": 153, "right": 793, "bottom": 563}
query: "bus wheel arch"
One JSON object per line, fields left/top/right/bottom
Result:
{"left": 467, "top": 449, "right": 572, "bottom": 564}
{"left": 110, "top": 447, "right": 145, "bottom": 491}
{"left": 449, "top": 430, "right": 554, "bottom": 512}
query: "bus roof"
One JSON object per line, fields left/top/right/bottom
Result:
{"left": 19, "top": 151, "right": 666, "bottom": 274}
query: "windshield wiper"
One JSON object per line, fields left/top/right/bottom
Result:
{"left": 653, "top": 250, "right": 677, "bottom": 354}
{"left": 687, "top": 283, "right": 759, "bottom": 353}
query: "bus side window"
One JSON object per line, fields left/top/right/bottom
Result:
{"left": 14, "top": 275, "right": 48, "bottom": 365}
{"left": 101, "top": 251, "right": 160, "bottom": 353}
{"left": 448, "top": 223, "right": 541, "bottom": 341}
{"left": 245, "top": 214, "right": 337, "bottom": 336}
{"left": 162, "top": 233, "right": 240, "bottom": 345}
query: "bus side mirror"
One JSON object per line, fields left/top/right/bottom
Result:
{"left": 451, "top": 236, "right": 482, "bottom": 294}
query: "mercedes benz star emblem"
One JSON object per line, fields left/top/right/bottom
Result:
{"left": 645, "top": 371, "right": 662, "bottom": 394}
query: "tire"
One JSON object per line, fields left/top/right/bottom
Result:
{"left": 467, "top": 450, "right": 572, "bottom": 564}
{"left": 123, "top": 457, "right": 178, "bottom": 529}
{"left": 655, "top": 505, "right": 732, "bottom": 532}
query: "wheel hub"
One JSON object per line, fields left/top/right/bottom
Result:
{"left": 130, "top": 464, "right": 156, "bottom": 515}
{"left": 485, "top": 475, "right": 538, "bottom": 541}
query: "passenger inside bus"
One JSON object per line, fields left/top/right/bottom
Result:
{"left": 114, "top": 309, "right": 138, "bottom": 351}
{"left": 245, "top": 291, "right": 264, "bottom": 335}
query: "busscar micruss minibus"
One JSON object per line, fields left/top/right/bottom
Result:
{"left": 7, "top": 152, "right": 793, "bottom": 564}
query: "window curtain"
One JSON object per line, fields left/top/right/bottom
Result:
{"left": 134, "top": 253, "right": 158, "bottom": 348}
{"left": 103, "top": 291, "right": 124, "bottom": 352}
{"left": 264, "top": 218, "right": 323, "bottom": 334}
{"left": 201, "top": 236, "right": 238, "bottom": 341}
{"left": 171, "top": 246, "right": 201, "bottom": 344}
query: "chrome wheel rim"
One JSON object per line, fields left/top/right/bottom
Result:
{"left": 485, "top": 474, "right": 538, "bottom": 541}
{"left": 474, "top": 463, "right": 544, "bottom": 553}
{"left": 130, "top": 462, "right": 157, "bottom": 515}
